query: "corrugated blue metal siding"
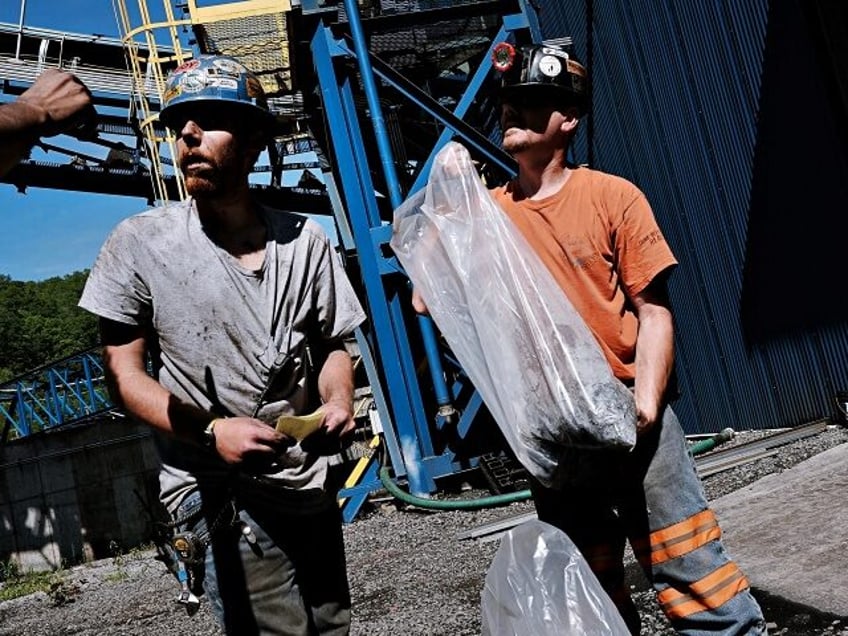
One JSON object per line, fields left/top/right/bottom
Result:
{"left": 536, "top": 0, "right": 848, "bottom": 433}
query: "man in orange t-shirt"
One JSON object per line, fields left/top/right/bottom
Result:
{"left": 492, "top": 168, "right": 678, "bottom": 384}
{"left": 415, "top": 39, "right": 767, "bottom": 635}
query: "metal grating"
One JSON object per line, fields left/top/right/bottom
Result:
{"left": 367, "top": 19, "right": 497, "bottom": 80}
{"left": 194, "top": 12, "right": 293, "bottom": 95}
{"left": 307, "top": 0, "right": 510, "bottom": 196}
{"left": 336, "top": 0, "right": 501, "bottom": 80}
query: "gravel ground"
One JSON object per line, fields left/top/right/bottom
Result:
{"left": 1, "top": 425, "right": 846, "bottom": 636}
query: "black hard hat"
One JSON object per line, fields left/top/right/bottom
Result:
{"left": 494, "top": 38, "right": 588, "bottom": 114}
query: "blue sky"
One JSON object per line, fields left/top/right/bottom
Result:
{"left": 0, "top": 1, "right": 335, "bottom": 281}
{"left": 0, "top": 2, "right": 151, "bottom": 281}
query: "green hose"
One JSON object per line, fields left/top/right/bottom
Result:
{"left": 379, "top": 425, "right": 734, "bottom": 510}
{"left": 379, "top": 466, "right": 532, "bottom": 510}
{"left": 688, "top": 427, "right": 735, "bottom": 456}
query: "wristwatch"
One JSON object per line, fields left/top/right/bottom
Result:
{"left": 203, "top": 418, "right": 220, "bottom": 449}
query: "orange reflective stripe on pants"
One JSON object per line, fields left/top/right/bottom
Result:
{"left": 657, "top": 562, "right": 750, "bottom": 620}
{"left": 648, "top": 508, "right": 722, "bottom": 565}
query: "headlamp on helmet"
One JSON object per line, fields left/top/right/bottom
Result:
{"left": 496, "top": 37, "right": 588, "bottom": 114}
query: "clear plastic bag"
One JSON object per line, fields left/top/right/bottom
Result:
{"left": 390, "top": 142, "right": 636, "bottom": 487}
{"left": 481, "top": 520, "right": 630, "bottom": 635}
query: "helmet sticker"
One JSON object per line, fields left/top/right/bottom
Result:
{"left": 538, "top": 55, "right": 562, "bottom": 78}
{"left": 207, "top": 77, "right": 238, "bottom": 90}
{"left": 540, "top": 47, "right": 569, "bottom": 58}
{"left": 213, "top": 58, "right": 245, "bottom": 76}
{"left": 180, "top": 70, "right": 208, "bottom": 93}
{"left": 172, "top": 59, "right": 200, "bottom": 75}
{"left": 163, "top": 86, "right": 181, "bottom": 102}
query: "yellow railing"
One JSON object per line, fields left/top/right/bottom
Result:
{"left": 112, "top": 0, "right": 293, "bottom": 203}
{"left": 113, "top": 0, "right": 191, "bottom": 202}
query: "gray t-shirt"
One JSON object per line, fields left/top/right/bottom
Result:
{"left": 79, "top": 199, "right": 366, "bottom": 511}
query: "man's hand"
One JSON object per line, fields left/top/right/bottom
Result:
{"left": 320, "top": 399, "right": 356, "bottom": 438}
{"left": 411, "top": 287, "right": 429, "bottom": 315}
{"left": 635, "top": 398, "right": 661, "bottom": 437}
{"left": 1, "top": 69, "right": 96, "bottom": 176}
{"left": 212, "top": 416, "right": 293, "bottom": 467}
{"left": 18, "top": 69, "right": 96, "bottom": 138}
{"left": 302, "top": 399, "right": 355, "bottom": 455}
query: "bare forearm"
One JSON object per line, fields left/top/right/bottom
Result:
{"left": 0, "top": 101, "right": 44, "bottom": 176}
{"left": 318, "top": 349, "right": 355, "bottom": 410}
{"left": 108, "top": 366, "right": 212, "bottom": 442}
{"left": 634, "top": 308, "right": 674, "bottom": 424}
{"left": 307, "top": 347, "right": 357, "bottom": 447}
{"left": 99, "top": 319, "right": 286, "bottom": 463}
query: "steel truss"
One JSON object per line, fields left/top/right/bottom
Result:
{"left": 0, "top": 348, "right": 112, "bottom": 442}
{"left": 306, "top": 0, "right": 542, "bottom": 517}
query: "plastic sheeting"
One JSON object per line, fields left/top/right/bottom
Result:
{"left": 391, "top": 142, "right": 636, "bottom": 487}
{"left": 481, "top": 520, "right": 630, "bottom": 635}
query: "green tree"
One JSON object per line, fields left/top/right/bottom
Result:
{"left": 0, "top": 271, "right": 98, "bottom": 382}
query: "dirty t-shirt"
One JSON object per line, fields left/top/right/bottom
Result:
{"left": 79, "top": 199, "right": 366, "bottom": 512}
{"left": 492, "top": 168, "right": 677, "bottom": 381}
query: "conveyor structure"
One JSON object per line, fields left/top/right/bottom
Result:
{"left": 0, "top": 0, "right": 547, "bottom": 522}
{"left": 0, "top": 348, "right": 113, "bottom": 443}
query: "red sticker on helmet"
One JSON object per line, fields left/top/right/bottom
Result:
{"left": 172, "top": 59, "right": 200, "bottom": 75}
{"left": 492, "top": 42, "right": 516, "bottom": 72}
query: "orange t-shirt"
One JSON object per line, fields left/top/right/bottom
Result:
{"left": 491, "top": 168, "right": 677, "bottom": 381}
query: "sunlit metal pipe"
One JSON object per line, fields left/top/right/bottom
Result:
{"left": 341, "top": 0, "right": 455, "bottom": 416}
{"left": 15, "top": 0, "right": 28, "bottom": 60}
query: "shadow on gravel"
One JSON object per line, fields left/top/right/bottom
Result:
{"left": 624, "top": 562, "right": 848, "bottom": 635}
{"left": 750, "top": 588, "right": 848, "bottom": 635}
{"left": 625, "top": 563, "right": 848, "bottom": 636}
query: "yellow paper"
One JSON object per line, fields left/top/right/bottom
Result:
{"left": 275, "top": 408, "right": 324, "bottom": 441}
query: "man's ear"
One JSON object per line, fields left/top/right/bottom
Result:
{"left": 241, "top": 128, "right": 269, "bottom": 168}
{"left": 246, "top": 128, "right": 269, "bottom": 155}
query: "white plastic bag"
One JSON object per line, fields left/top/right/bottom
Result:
{"left": 481, "top": 520, "right": 630, "bottom": 635}
{"left": 390, "top": 142, "right": 636, "bottom": 487}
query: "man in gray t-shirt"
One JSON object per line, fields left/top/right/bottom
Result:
{"left": 79, "top": 55, "right": 365, "bottom": 636}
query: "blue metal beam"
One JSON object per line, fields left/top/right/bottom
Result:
{"left": 340, "top": 0, "right": 456, "bottom": 431}
{"left": 307, "top": 2, "right": 543, "bottom": 508}
{"left": 0, "top": 349, "right": 113, "bottom": 441}
{"left": 311, "top": 25, "right": 436, "bottom": 494}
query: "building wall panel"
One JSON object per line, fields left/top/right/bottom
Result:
{"left": 536, "top": 0, "right": 848, "bottom": 432}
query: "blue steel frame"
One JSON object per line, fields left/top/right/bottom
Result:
{"left": 0, "top": 348, "right": 112, "bottom": 441}
{"left": 320, "top": 0, "right": 542, "bottom": 512}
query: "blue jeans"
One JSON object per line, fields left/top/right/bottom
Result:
{"left": 175, "top": 480, "right": 350, "bottom": 635}
{"left": 531, "top": 405, "right": 768, "bottom": 636}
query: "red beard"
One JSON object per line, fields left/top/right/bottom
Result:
{"left": 180, "top": 145, "right": 245, "bottom": 198}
